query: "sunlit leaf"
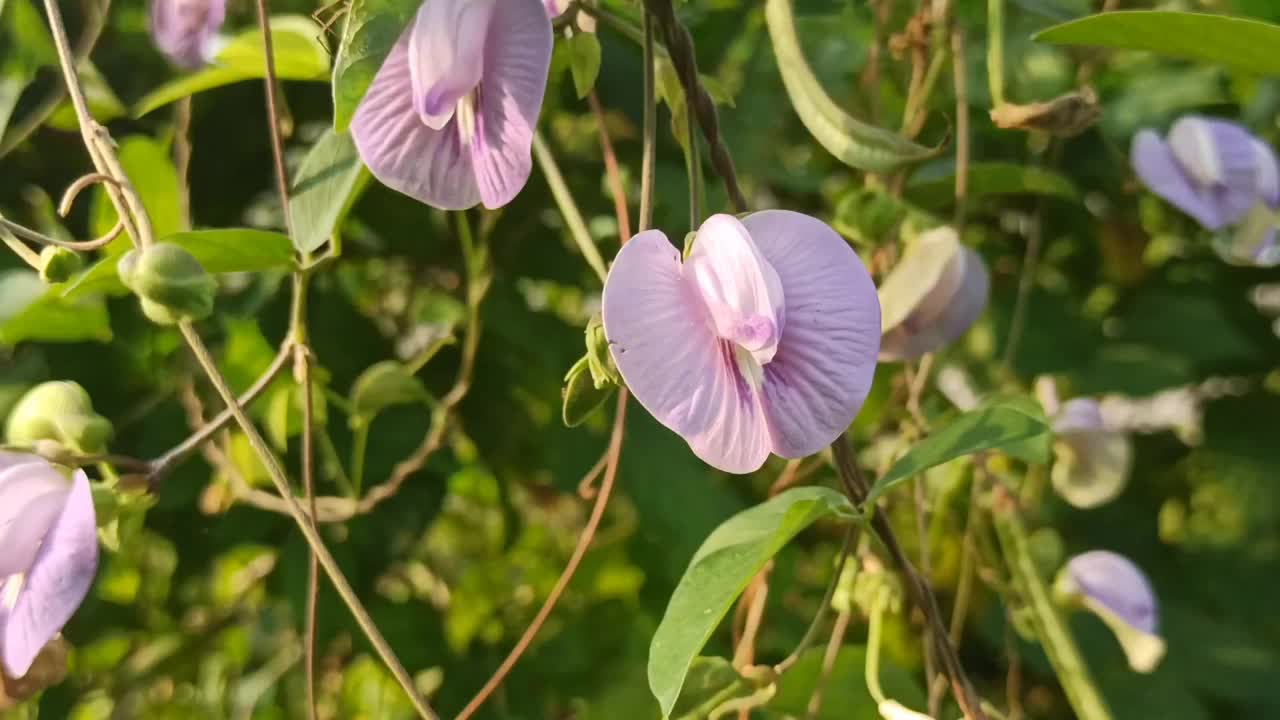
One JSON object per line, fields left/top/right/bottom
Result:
{"left": 567, "top": 31, "right": 602, "bottom": 100}
{"left": 65, "top": 229, "right": 295, "bottom": 297}
{"left": 1036, "top": 11, "right": 1280, "bottom": 77}
{"left": 134, "top": 16, "right": 329, "bottom": 117}
{"left": 865, "top": 397, "right": 1052, "bottom": 507}
{"left": 350, "top": 360, "right": 429, "bottom": 425}
{"left": 0, "top": 0, "right": 56, "bottom": 139}
{"left": 289, "top": 129, "right": 369, "bottom": 254}
{"left": 331, "top": 0, "right": 418, "bottom": 132}
{"left": 648, "top": 486, "right": 857, "bottom": 718}
{"left": 0, "top": 269, "right": 111, "bottom": 345}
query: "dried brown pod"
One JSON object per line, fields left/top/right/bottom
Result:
{"left": 990, "top": 87, "right": 1101, "bottom": 137}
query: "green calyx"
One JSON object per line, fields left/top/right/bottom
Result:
{"left": 38, "top": 246, "right": 83, "bottom": 284}
{"left": 118, "top": 243, "right": 216, "bottom": 324}
{"left": 5, "top": 380, "right": 113, "bottom": 454}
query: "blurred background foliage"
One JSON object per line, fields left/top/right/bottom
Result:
{"left": 1, "top": 0, "right": 1279, "bottom": 718}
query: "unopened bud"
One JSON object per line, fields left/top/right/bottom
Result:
{"left": 118, "top": 243, "right": 215, "bottom": 324}
{"left": 585, "top": 314, "right": 620, "bottom": 388}
{"left": 562, "top": 356, "right": 613, "bottom": 427}
{"left": 38, "top": 246, "right": 82, "bottom": 284}
{"left": 6, "top": 380, "right": 113, "bottom": 454}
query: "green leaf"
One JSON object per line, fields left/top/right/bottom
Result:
{"left": 562, "top": 355, "right": 614, "bottom": 427}
{"left": 1035, "top": 11, "right": 1280, "bottom": 77}
{"left": 331, "top": 0, "right": 418, "bottom": 132}
{"left": 0, "top": 270, "right": 111, "bottom": 345}
{"left": 669, "top": 657, "right": 749, "bottom": 720}
{"left": 90, "top": 135, "right": 184, "bottom": 244}
{"left": 133, "top": 16, "right": 329, "bottom": 117}
{"left": 65, "top": 229, "right": 295, "bottom": 298}
{"left": 763, "top": 0, "right": 941, "bottom": 172}
{"left": 567, "top": 31, "right": 602, "bottom": 100}
{"left": 865, "top": 397, "right": 1052, "bottom": 507}
{"left": 648, "top": 486, "right": 857, "bottom": 718}
{"left": 0, "top": 0, "right": 56, "bottom": 139}
{"left": 349, "top": 361, "right": 429, "bottom": 424}
{"left": 288, "top": 129, "right": 369, "bottom": 254}
{"left": 906, "top": 161, "right": 1080, "bottom": 208}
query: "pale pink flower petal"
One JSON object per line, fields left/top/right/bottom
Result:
{"left": 0, "top": 462, "right": 71, "bottom": 579}
{"left": 3, "top": 470, "right": 97, "bottom": 678}
{"left": 744, "top": 210, "right": 881, "bottom": 458}
{"left": 602, "top": 231, "right": 772, "bottom": 473}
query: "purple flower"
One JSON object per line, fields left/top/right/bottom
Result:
{"left": 1132, "top": 116, "right": 1280, "bottom": 264}
{"left": 878, "top": 227, "right": 989, "bottom": 361}
{"left": 149, "top": 0, "right": 226, "bottom": 69}
{"left": 0, "top": 454, "right": 97, "bottom": 679}
{"left": 1050, "top": 398, "right": 1132, "bottom": 509}
{"left": 1058, "top": 551, "right": 1164, "bottom": 673}
{"left": 602, "top": 211, "right": 881, "bottom": 474}
{"left": 351, "top": 0, "right": 553, "bottom": 210}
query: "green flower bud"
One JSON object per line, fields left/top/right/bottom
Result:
{"left": 118, "top": 243, "right": 216, "bottom": 323}
{"left": 562, "top": 356, "right": 613, "bottom": 427}
{"left": 38, "top": 246, "right": 83, "bottom": 284}
{"left": 5, "top": 380, "right": 113, "bottom": 454}
{"left": 584, "top": 314, "right": 620, "bottom": 389}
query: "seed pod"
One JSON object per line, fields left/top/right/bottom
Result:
{"left": 5, "top": 381, "right": 112, "bottom": 454}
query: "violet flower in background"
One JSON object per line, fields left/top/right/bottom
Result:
{"left": 150, "top": 0, "right": 226, "bottom": 70}
{"left": 877, "top": 226, "right": 989, "bottom": 362}
{"left": 602, "top": 211, "right": 881, "bottom": 474}
{"left": 1057, "top": 551, "right": 1165, "bottom": 673}
{"left": 1049, "top": 398, "right": 1133, "bottom": 509}
{"left": 0, "top": 454, "right": 97, "bottom": 679}
{"left": 1131, "top": 115, "right": 1280, "bottom": 266}
{"left": 351, "top": 0, "right": 553, "bottom": 210}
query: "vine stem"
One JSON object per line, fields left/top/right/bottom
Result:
{"left": 455, "top": 391, "right": 629, "bottom": 720}
{"left": 987, "top": 0, "right": 1007, "bottom": 107}
{"left": 830, "top": 433, "right": 988, "bottom": 720}
{"left": 179, "top": 322, "right": 438, "bottom": 720}
{"left": 533, "top": 131, "right": 608, "bottom": 283}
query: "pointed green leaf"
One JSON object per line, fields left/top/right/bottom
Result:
{"left": 349, "top": 361, "right": 430, "bottom": 424}
{"left": 134, "top": 16, "right": 329, "bottom": 117}
{"left": 1036, "top": 11, "right": 1280, "bottom": 78}
{"left": 0, "top": 270, "right": 111, "bottom": 345}
{"left": 289, "top": 129, "right": 369, "bottom": 254}
{"left": 865, "top": 397, "right": 1052, "bottom": 507}
{"left": 331, "top": 0, "right": 418, "bottom": 132}
{"left": 648, "top": 487, "right": 857, "bottom": 718}
{"left": 566, "top": 31, "right": 602, "bottom": 100}
{"left": 65, "top": 229, "right": 295, "bottom": 298}
{"left": 763, "top": 0, "right": 941, "bottom": 172}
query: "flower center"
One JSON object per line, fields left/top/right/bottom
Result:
{"left": 456, "top": 90, "right": 479, "bottom": 147}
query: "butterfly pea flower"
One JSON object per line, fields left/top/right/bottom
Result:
{"left": 0, "top": 453, "right": 98, "bottom": 679}
{"left": 1131, "top": 116, "right": 1280, "bottom": 266}
{"left": 351, "top": 0, "right": 553, "bottom": 210}
{"left": 878, "top": 226, "right": 989, "bottom": 361}
{"left": 150, "top": 0, "right": 226, "bottom": 69}
{"left": 1056, "top": 551, "right": 1165, "bottom": 673}
{"left": 1049, "top": 398, "right": 1132, "bottom": 509}
{"left": 601, "top": 211, "right": 880, "bottom": 474}
{"left": 543, "top": 0, "right": 596, "bottom": 32}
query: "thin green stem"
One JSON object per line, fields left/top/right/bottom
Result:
{"left": 177, "top": 322, "right": 438, "bottom": 719}
{"left": 0, "top": 224, "right": 42, "bottom": 269}
{"left": 774, "top": 523, "right": 856, "bottom": 675}
{"left": 532, "top": 131, "right": 608, "bottom": 283}
{"left": 350, "top": 423, "right": 370, "bottom": 497}
{"left": 639, "top": 10, "right": 657, "bottom": 232}
{"left": 686, "top": 104, "right": 702, "bottom": 230}
{"left": 992, "top": 489, "right": 1113, "bottom": 720}
{"left": 290, "top": 273, "right": 320, "bottom": 720}
{"left": 865, "top": 584, "right": 890, "bottom": 705}
{"left": 987, "top": 0, "right": 1007, "bottom": 107}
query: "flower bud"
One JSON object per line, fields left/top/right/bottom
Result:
{"left": 118, "top": 244, "right": 216, "bottom": 324}
{"left": 5, "top": 381, "right": 113, "bottom": 454}
{"left": 37, "top": 246, "right": 82, "bottom": 284}
{"left": 562, "top": 356, "right": 613, "bottom": 427}
{"left": 584, "top": 314, "right": 620, "bottom": 389}
{"left": 1055, "top": 551, "right": 1165, "bottom": 673}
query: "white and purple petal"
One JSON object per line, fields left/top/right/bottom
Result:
{"left": 879, "top": 228, "right": 989, "bottom": 361}
{"left": 1131, "top": 129, "right": 1227, "bottom": 230}
{"left": 407, "top": 0, "right": 496, "bottom": 129}
{"left": 602, "top": 231, "right": 772, "bottom": 473}
{"left": 744, "top": 210, "right": 881, "bottom": 459}
{"left": 1060, "top": 551, "right": 1164, "bottom": 672}
{"left": 3, "top": 470, "right": 97, "bottom": 679}
{"left": 1051, "top": 399, "right": 1132, "bottom": 509}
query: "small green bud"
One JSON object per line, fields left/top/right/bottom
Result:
{"left": 584, "top": 314, "right": 620, "bottom": 389}
{"left": 5, "top": 380, "right": 113, "bottom": 454}
{"left": 119, "top": 243, "right": 216, "bottom": 323}
{"left": 38, "top": 246, "right": 83, "bottom": 284}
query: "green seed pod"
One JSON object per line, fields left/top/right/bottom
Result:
{"left": 119, "top": 243, "right": 216, "bottom": 323}
{"left": 38, "top": 246, "right": 83, "bottom": 284}
{"left": 5, "top": 380, "right": 113, "bottom": 454}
